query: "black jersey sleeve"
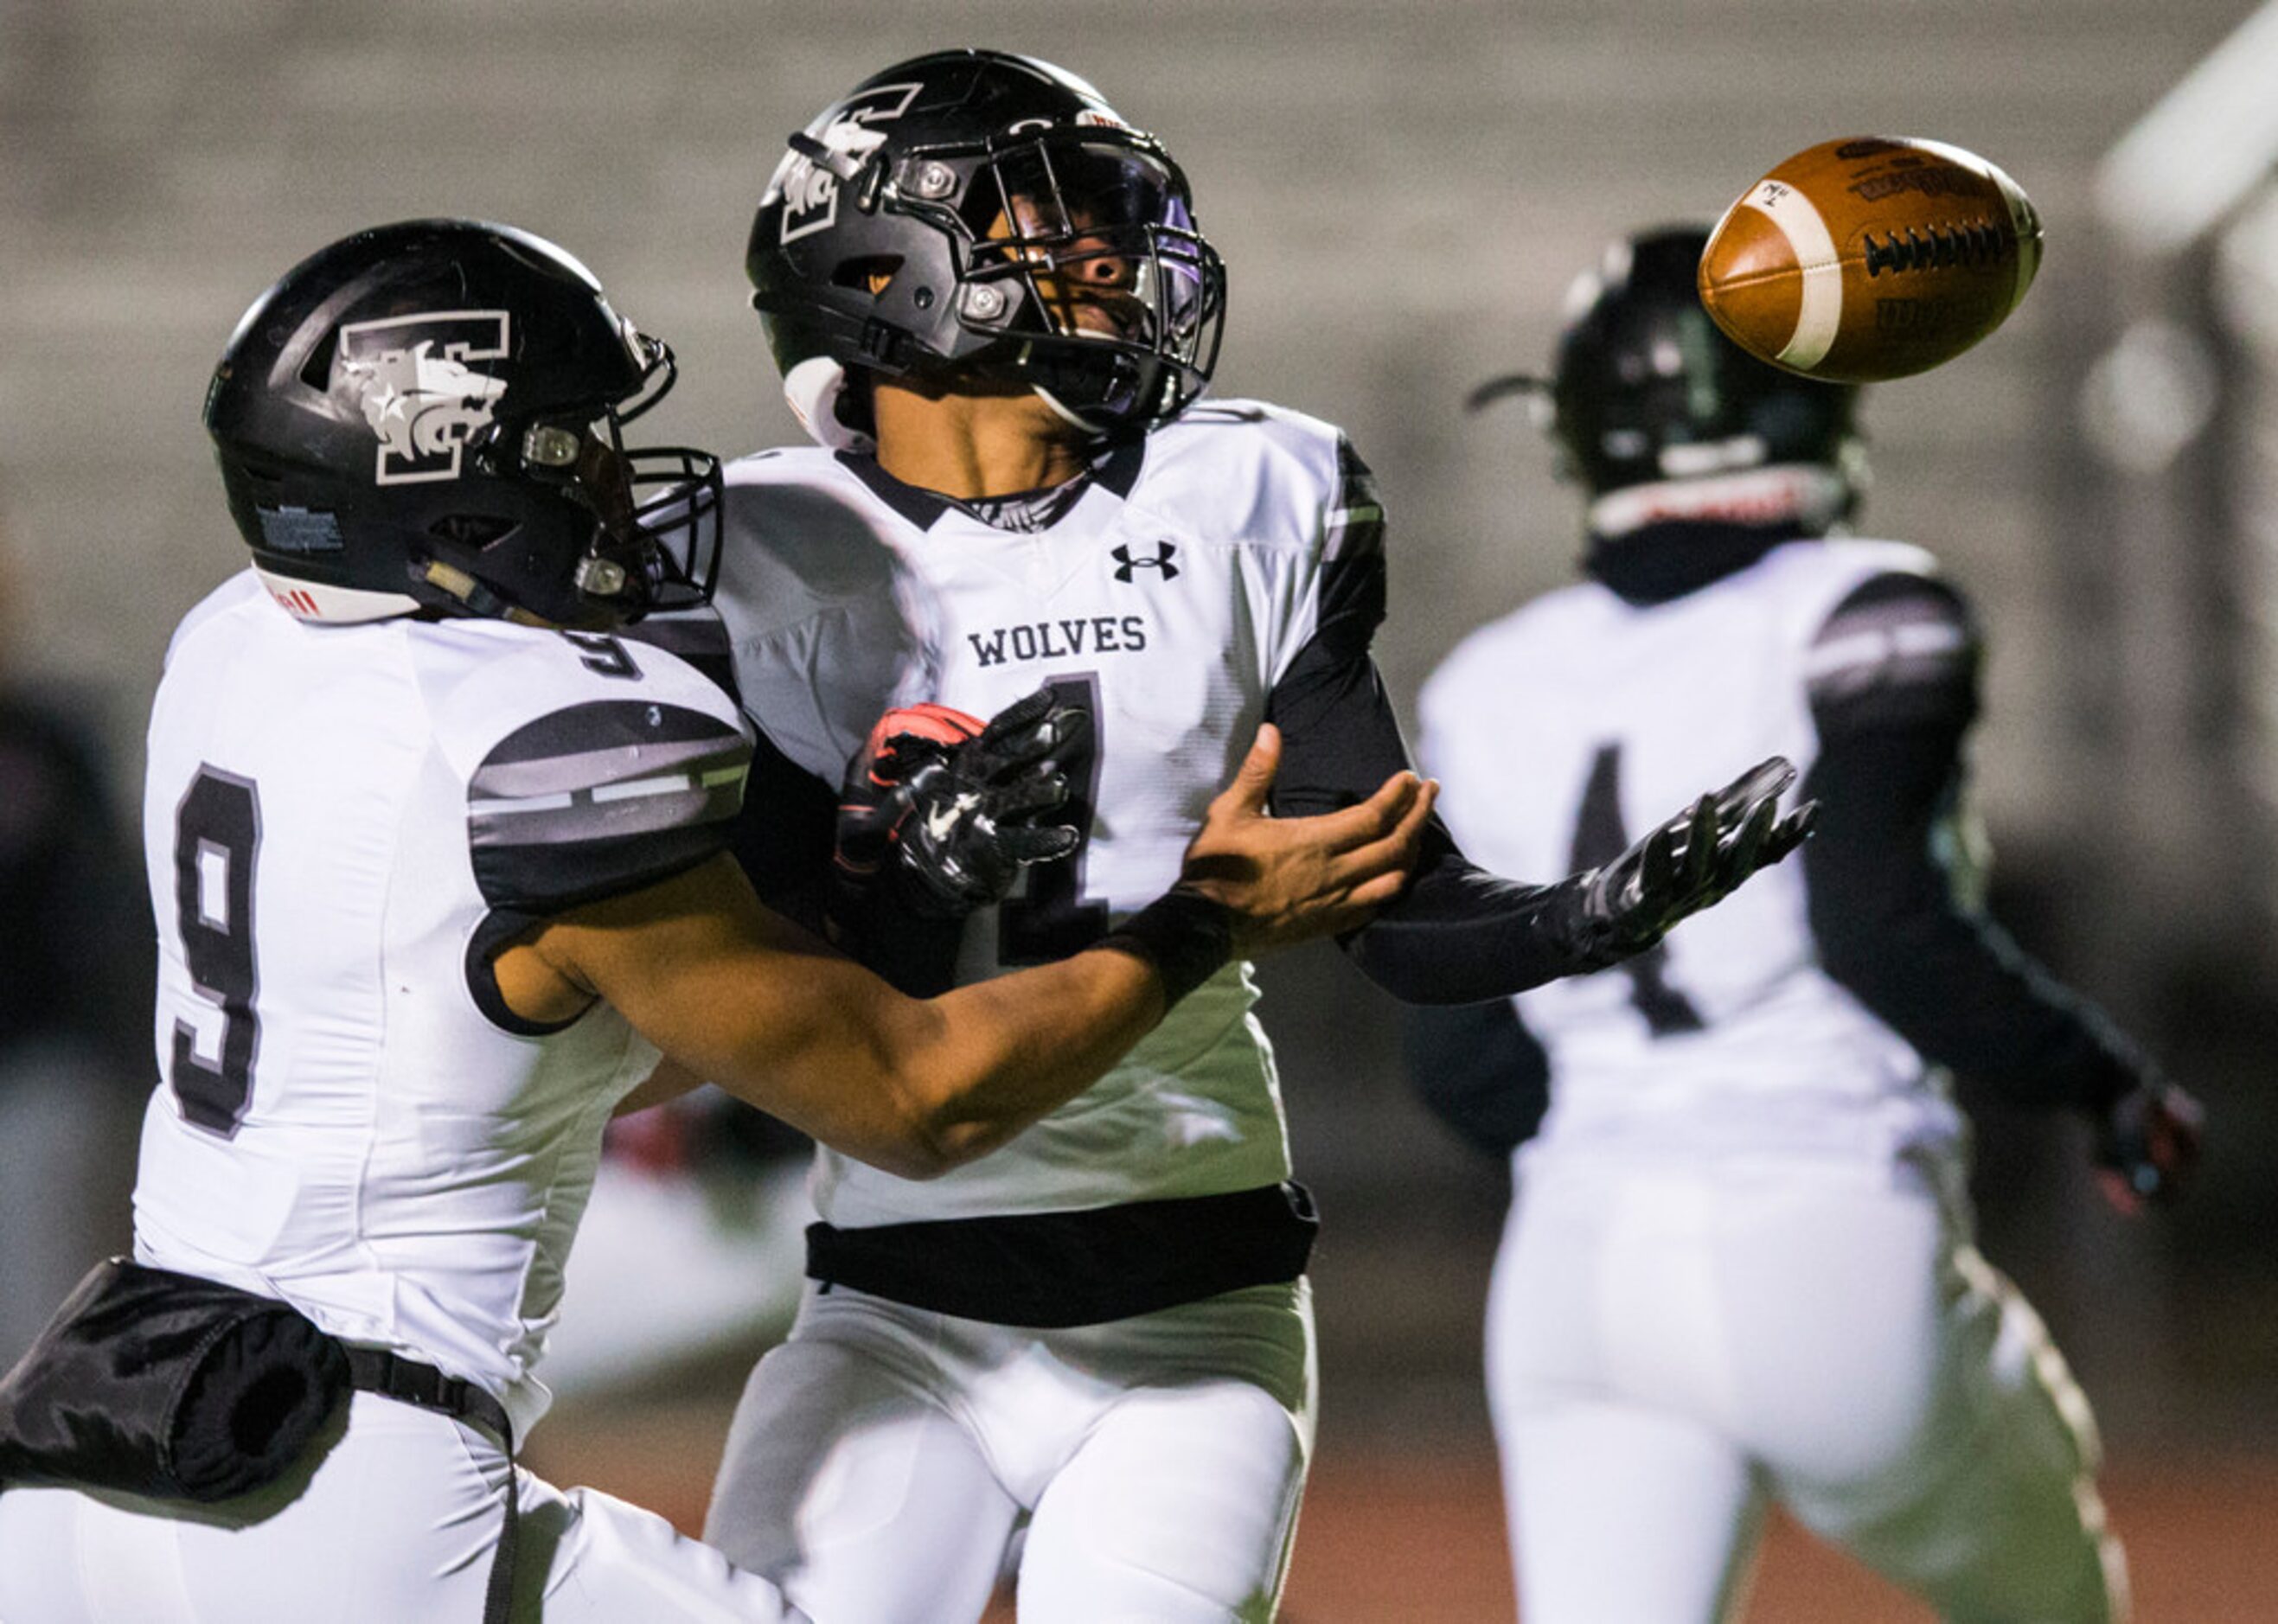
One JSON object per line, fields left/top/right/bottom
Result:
{"left": 1264, "top": 438, "right": 1603, "bottom": 1004}
{"left": 720, "top": 725, "right": 838, "bottom": 935}
{"left": 1801, "top": 572, "right": 2155, "bottom": 1112}
{"left": 1402, "top": 997, "right": 1552, "bottom": 1159}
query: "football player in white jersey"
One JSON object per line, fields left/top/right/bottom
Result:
{"left": 1411, "top": 225, "right": 2205, "bottom": 1623}
{"left": 694, "top": 53, "right": 1811, "bottom": 1624}
{"left": 0, "top": 220, "right": 1440, "bottom": 1624}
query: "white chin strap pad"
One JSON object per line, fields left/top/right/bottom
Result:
{"left": 783, "top": 357, "right": 876, "bottom": 453}
{"left": 784, "top": 356, "right": 1123, "bottom": 449}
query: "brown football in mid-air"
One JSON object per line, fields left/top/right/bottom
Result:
{"left": 1698, "top": 136, "right": 2043, "bottom": 382}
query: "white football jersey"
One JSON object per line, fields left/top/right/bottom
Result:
{"left": 133, "top": 571, "right": 752, "bottom": 1434}
{"left": 1419, "top": 538, "right": 1966, "bottom": 1162}
{"left": 711, "top": 400, "right": 1378, "bottom": 1224}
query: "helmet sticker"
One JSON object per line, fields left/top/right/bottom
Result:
{"left": 253, "top": 505, "right": 345, "bottom": 554}
{"left": 337, "top": 311, "right": 511, "bottom": 485}
{"left": 771, "top": 81, "right": 922, "bottom": 246}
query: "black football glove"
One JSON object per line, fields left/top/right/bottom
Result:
{"left": 1576, "top": 756, "right": 1815, "bottom": 967}
{"left": 2092, "top": 1079, "right": 2204, "bottom": 1215}
{"left": 834, "top": 688, "right": 1089, "bottom": 923}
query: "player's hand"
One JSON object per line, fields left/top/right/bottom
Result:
{"left": 1577, "top": 756, "right": 1814, "bottom": 966}
{"left": 1176, "top": 725, "right": 1437, "bottom": 954}
{"left": 2094, "top": 1080, "right": 2204, "bottom": 1216}
{"left": 835, "top": 688, "right": 1088, "bottom": 920}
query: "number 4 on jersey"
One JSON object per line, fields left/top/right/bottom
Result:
{"left": 1571, "top": 744, "right": 1705, "bottom": 1038}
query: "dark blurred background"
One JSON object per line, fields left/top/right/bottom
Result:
{"left": 5, "top": 1, "right": 2275, "bottom": 1614}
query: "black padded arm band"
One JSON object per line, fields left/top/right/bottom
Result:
{"left": 1092, "top": 887, "right": 1236, "bottom": 1007}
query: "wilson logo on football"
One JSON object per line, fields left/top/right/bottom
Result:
{"left": 772, "top": 81, "right": 922, "bottom": 245}
{"left": 337, "top": 311, "right": 511, "bottom": 485}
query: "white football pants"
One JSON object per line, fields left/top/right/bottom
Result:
{"left": 705, "top": 1277, "right": 1315, "bottom": 1624}
{"left": 1488, "top": 1146, "right": 2124, "bottom": 1624}
{"left": 0, "top": 1392, "right": 803, "bottom": 1622}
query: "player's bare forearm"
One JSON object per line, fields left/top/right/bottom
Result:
{"left": 627, "top": 907, "right": 1171, "bottom": 1180}
{"left": 868, "top": 948, "right": 1168, "bottom": 1170}
{"left": 522, "top": 855, "right": 1151, "bottom": 1178}
{"left": 627, "top": 948, "right": 1164, "bottom": 1179}
{"left": 526, "top": 742, "right": 1427, "bottom": 1179}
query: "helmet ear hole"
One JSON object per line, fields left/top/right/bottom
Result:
{"left": 831, "top": 256, "right": 903, "bottom": 297}
{"left": 296, "top": 330, "right": 339, "bottom": 393}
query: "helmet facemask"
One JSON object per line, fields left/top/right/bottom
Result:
{"left": 944, "top": 133, "right": 1224, "bottom": 432}
{"left": 456, "top": 332, "right": 724, "bottom": 626}
{"left": 371, "top": 330, "right": 724, "bottom": 630}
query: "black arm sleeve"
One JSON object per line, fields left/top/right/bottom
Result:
{"left": 1401, "top": 997, "right": 1552, "bottom": 1159}
{"left": 721, "top": 726, "right": 836, "bottom": 935}
{"left": 1802, "top": 573, "right": 2154, "bottom": 1113}
{"left": 1264, "top": 444, "right": 1597, "bottom": 1005}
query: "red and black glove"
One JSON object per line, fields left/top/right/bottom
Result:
{"left": 2093, "top": 1079, "right": 2204, "bottom": 1215}
{"left": 835, "top": 687, "right": 1089, "bottom": 928}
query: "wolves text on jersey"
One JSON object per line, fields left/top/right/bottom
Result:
{"left": 966, "top": 614, "right": 1148, "bottom": 668}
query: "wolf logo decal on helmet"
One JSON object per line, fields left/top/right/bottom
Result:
{"left": 770, "top": 82, "right": 923, "bottom": 246}
{"left": 338, "top": 311, "right": 511, "bottom": 485}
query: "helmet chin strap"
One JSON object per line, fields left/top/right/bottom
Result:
{"left": 1031, "top": 380, "right": 1109, "bottom": 436}
{"left": 418, "top": 559, "right": 556, "bottom": 628}
{"left": 787, "top": 347, "right": 1140, "bottom": 454}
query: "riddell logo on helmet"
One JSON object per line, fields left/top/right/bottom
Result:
{"left": 774, "top": 82, "right": 923, "bottom": 246}
{"left": 338, "top": 311, "right": 511, "bottom": 486}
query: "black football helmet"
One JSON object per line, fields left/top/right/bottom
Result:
{"left": 205, "top": 219, "right": 721, "bottom": 627}
{"left": 1474, "top": 225, "right": 1863, "bottom": 508}
{"left": 746, "top": 49, "right": 1225, "bottom": 447}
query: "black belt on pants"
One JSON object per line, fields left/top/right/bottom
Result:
{"left": 344, "top": 1347, "right": 517, "bottom": 1624}
{"left": 806, "top": 1180, "right": 1320, "bottom": 1327}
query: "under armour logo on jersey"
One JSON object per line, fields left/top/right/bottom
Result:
{"left": 337, "top": 310, "right": 511, "bottom": 486}
{"left": 1111, "top": 542, "right": 1179, "bottom": 583}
